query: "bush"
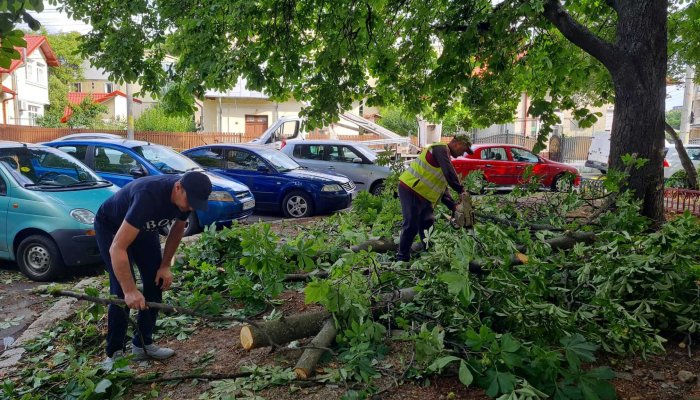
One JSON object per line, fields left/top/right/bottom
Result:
{"left": 135, "top": 104, "right": 196, "bottom": 132}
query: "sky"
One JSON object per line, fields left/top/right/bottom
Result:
{"left": 18, "top": 4, "right": 689, "bottom": 112}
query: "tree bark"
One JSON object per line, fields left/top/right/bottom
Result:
{"left": 294, "top": 319, "right": 338, "bottom": 379}
{"left": 665, "top": 123, "right": 698, "bottom": 189}
{"left": 544, "top": 0, "right": 668, "bottom": 225}
{"left": 240, "top": 311, "right": 331, "bottom": 350}
{"left": 606, "top": 1, "right": 667, "bottom": 225}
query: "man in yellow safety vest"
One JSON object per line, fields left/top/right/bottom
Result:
{"left": 396, "top": 134, "right": 473, "bottom": 261}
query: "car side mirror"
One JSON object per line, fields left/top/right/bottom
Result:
{"left": 352, "top": 157, "right": 363, "bottom": 164}
{"left": 257, "top": 164, "right": 270, "bottom": 173}
{"left": 129, "top": 166, "right": 147, "bottom": 178}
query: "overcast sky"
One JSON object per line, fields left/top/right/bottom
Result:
{"left": 18, "top": 3, "right": 688, "bottom": 112}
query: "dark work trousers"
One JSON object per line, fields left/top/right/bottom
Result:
{"left": 95, "top": 218, "right": 163, "bottom": 357}
{"left": 397, "top": 184, "right": 436, "bottom": 261}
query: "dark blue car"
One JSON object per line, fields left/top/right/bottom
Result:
{"left": 44, "top": 139, "right": 256, "bottom": 235}
{"left": 183, "top": 144, "right": 355, "bottom": 218}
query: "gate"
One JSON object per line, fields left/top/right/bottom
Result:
{"left": 548, "top": 134, "right": 562, "bottom": 162}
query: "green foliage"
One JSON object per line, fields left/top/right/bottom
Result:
{"left": 135, "top": 104, "right": 196, "bottom": 132}
{"left": 375, "top": 106, "right": 417, "bottom": 137}
{"left": 666, "top": 109, "right": 682, "bottom": 130}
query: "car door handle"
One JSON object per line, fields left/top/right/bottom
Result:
{"left": 515, "top": 165, "right": 524, "bottom": 169}
{"left": 328, "top": 166, "right": 335, "bottom": 169}
{"left": 484, "top": 164, "right": 493, "bottom": 168}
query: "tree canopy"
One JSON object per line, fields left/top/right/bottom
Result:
{"left": 3, "top": 0, "right": 699, "bottom": 221}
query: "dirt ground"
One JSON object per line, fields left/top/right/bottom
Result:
{"left": 121, "top": 288, "right": 699, "bottom": 400}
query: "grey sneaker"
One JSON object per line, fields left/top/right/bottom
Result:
{"left": 102, "top": 350, "right": 130, "bottom": 371}
{"left": 131, "top": 343, "right": 176, "bottom": 361}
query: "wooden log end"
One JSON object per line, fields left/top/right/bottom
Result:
{"left": 294, "top": 367, "right": 312, "bottom": 380}
{"left": 515, "top": 252, "right": 529, "bottom": 264}
{"left": 240, "top": 325, "right": 255, "bottom": 350}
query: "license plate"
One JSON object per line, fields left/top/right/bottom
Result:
{"left": 243, "top": 200, "right": 255, "bottom": 210}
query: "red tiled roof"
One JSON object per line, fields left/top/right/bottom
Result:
{"left": 61, "top": 91, "right": 142, "bottom": 123}
{"left": 1, "top": 85, "right": 16, "bottom": 95}
{"left": 0, "top": 35, "right": 60, "bottom": 74}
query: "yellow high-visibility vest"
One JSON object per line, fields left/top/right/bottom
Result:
{"left": 399, "top": 143, "right": 448, "bottom": 205}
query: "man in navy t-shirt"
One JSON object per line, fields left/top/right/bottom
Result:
{"left": 95, "top": 171, "right": 212, "bottom": 368}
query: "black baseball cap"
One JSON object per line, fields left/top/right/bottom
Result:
{"left": 180, "top": 171, "right": 212, "bottom": 211}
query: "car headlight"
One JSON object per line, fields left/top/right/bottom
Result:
{"left": 70, "top": 209, "right": 95, "bottom": 224}
{"left": 322, "top": 184, "right": 342, "bottom": 192}
{"left": 208, "top": 191, "right": 234, "bottom": 202}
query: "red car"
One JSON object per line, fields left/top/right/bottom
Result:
{"left": 451, "top": 144, "right": 581, "bottom": 191}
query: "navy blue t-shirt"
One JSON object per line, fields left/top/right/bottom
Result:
{"left": 96, "top": 175, "right": 191, "bottom": 234}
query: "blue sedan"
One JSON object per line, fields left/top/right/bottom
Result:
{"left": 44, "top": 139, "right": 256, "bottom": 235}
{"left": 183, "top": 144, "right": 355, "bottom": 218}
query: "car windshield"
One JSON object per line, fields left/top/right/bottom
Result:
{"left": 133, "top": 145, "right": 202, "bottom": 174}
{"left": 353, "top": 144, "right": 378, "bottom": 162}
{"left": 255, "top": 148, "right": 300, "bottom": 172}
{"left": 0, "top": 147, "right": 108, "bottom": 190}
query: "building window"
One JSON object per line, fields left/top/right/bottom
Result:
{"left": 105, "top": 82, "right": 113, "bottom": 93}
{"left": 605, "top": 109, "right": 614, "bottom": 131}
{"left": 90, "top": 82, "right": 95, "bottom": 90}
{"left": 26, "top": 63, "right": 34, "bottom": 82}
{"left": 28, "top": 105, "right": 40, "bottom": 125}
{"left": 72, "top": 83, "right": 82, "bottom": 92}
{"left": 36, "top": 63, "right": 45, "bottom": 84}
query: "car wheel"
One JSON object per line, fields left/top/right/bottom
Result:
{"left": 183, "top": 212, "right": 201, "bottom": 236}
{"left": 17, "top": 235, "right": 64, "bottom": 282}
{"left": 370, "top": 181, "right": 385, "bottom": 196}
{"left": 282, "top": 190, "right": 314, "bottom": 218}
{"left": 551, "top": 174, "right": 573, "bottom": 192}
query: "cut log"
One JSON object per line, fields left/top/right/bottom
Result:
{"left": 283, "top": 270, "right": 330, "bottom": 282}
{"left": 351, "top": 237, "right": 398, "bottom": 253}
{"left": 240, "top": 311, "right": 331, "bottom": 351}
{"left": 294, "top": 319, "right": 338, "bottom": 379}
{"left": 240, "top": 288, "right": 417, "bottom": 351}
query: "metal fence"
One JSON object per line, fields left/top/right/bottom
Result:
{"left": 663, "top": 188, "right": 700, "bottom": 216}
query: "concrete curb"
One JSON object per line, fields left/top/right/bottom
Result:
{"left": 0, "top": 277, "right": 101, "bottom": 371}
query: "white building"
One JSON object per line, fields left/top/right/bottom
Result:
{"left": 0, "top": 35, "right": 59, "bottom": 126}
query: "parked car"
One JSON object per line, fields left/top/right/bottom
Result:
{"left": 43, "top": 139, "right": 255, "bottom": 235}
{"left": 664, "top": 144, "right": 700, "bottom": 179}
{"left": 452, "top": 144, "right": 581, "bottom": 191}
{"left": 0, "top": 141, "right": 118, "bottom": 281}
{"left": 54, "top": 133, "right": 124, "bottom": 141}
{"left": 281, "top": 140, "right": 390, "bottom": 195}
{"left": 586, "top": 131, "right": 671, "bottom": 174}
{"left": 183, "top": 144, "right": 356, "bottom": 218}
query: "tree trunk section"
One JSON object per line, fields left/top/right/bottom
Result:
{"left": 240, "top": 311, "right": 331, "bottom": 350}
{"left": 665, "top": 123, "right": 698, "bottom": 189}
{"left": 608, "top": 0, "right": 667, "bottom": 225}
{"left": 294, "top": 319, "right": 338, "bottom": 379}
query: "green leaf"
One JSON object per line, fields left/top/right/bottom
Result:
{"left": 561, "top": 334, "right": 597, "bottom": 369}
{"left": 439, "top": 271, "right": 467, "bottom": 295}
{"left": 458, "top": 361, "right": 473, "bottom": 386}
{"left": 94, "top": 379, "right": 112, "bottom": 394}
{"left": 485, "top": 369, "right": 517, "bottom": 397}
{"left": 304, "top": 280, "right": 330, "bottom": 304}
{"left": 428, "top": 355, "right": 461, "bottom": 372}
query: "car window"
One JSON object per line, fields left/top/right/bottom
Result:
{"left": 134, "top": 145, "right": 201, "bottom": 174}
{"left": 326, "top": 145, "right": 362, "bottom": 162}
{"left": 269, "top": 120, "right": 301, "bottom": 143}
{"left": 187, "top": 148, "right": 224, "bottom": 168}
{"left": 225, "top": 150, "right": 260, "bottom": 171}
{"left": 510, "top": 148, "right": 539, "bottom": 163}
{"left": 480, "top": 147, "right": 508, "bottom": 161}
{"left": 0, "top": 147, "right": 103, "bottom": 190}
{"left": 94, "top": 146, "right": 138, "bottom": 175}
{"left": 55, "top": 145, "right": 88, "bottom": 162}
{"left": 0, "top": 173, "right": 6, "bottom": 195}
{"left": 687, "top": 148, "right": 700, "bottom": 161}
{"left": 294, "top": 144, "right": 325, "bottom": 160}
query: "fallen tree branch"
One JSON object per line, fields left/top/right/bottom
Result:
{"left": 40, "top": 289, "right": 247, "bottom": 323}
{"left": 474, "top": 212, "right": 565, "bottom": 232}
{"left": 284, "top": 270, "right": 330, "bottom": 282}
{"left": 294, "top": 319, "right": 338, "bottom": 379}
{"left": 135, "top": 371, "right": 252, "bottom": 384}
{"left": 583, "top": 153, "right": 638, "bottom": 225}
{"left": 240, "top": 311, "right": 331, "bottom": 351}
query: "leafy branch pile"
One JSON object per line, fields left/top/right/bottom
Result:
{"left": 3, "top": 168, "right": 700, "bottom": 400}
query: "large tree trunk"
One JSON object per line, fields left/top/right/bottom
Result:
{"left": 543, "top": 0, "right": 668, "bottom": 225}
{"left": 607, "top": 1, "right": 667, "bottom": 224}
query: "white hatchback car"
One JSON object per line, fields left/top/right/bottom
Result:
{"left": 664, "top": 144, "right": 700, "bottom": 179}
{"left": 282, "top": 140, "right": 391, "bottom": 195}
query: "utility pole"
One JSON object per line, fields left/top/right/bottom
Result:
{"left": 680, "top": 66, "right": 695, "bottom": 144}
{"left": 126, "top": 82, "right": 134, "bottom": 140}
